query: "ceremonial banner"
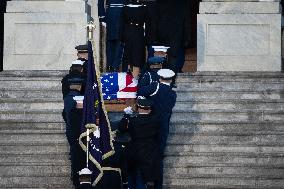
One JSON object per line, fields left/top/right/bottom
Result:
{"left": 79, "top": 41, "right": 114, "bottom": 185}
{"left": 101, "top": 72, "right": 137, "bottom": 100}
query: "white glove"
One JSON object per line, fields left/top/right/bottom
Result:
{"left": 101, "top": 22, "right": 106, "bottom": 27}
{"left": 124, "top": 106, "right": 133, "bottom": 115}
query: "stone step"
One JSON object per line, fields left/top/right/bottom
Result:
{"left": 169, "top": 123, "right": 284, "bottom": 135}
{"left": 0, "top": 71, "right": 282, "bottom": 79}
{"left": 1, "top": 132, "right": 284, "bottom": 146}
{"left": 0, "top": 101, "right": 63, "bottom": 110}
{"left": 164, "top": 167, "right": 284, "bottom": 179}
{"left": 163, "top": 178, "right": 284, "bottom": 188}
{"left": 0, "top": 80, "right": 61, "bottom": 90}
{"left": 0, "top": 176, "right": 73, "bottom": 188}
{"left": 1, "top": 123, "right": 283, "bottom": 136}
{"left": 0, "top": 165, "right": 70, "bottom": 177}
{"left": 1, "top": 124, "right": 283, "bottom": 136}
{"left": 165, "top": 144, "right": 284, "bottom": 155}
{"left": 1, "top": 89, "right": 283, "bottom": 101}
{"left": 170, "top": 111, "right": 284, "bottom": 124}
{"left": 164, "top": 155, "right": 284, "bottom": 168}
{"left": 176, "top": 75, "right": 284, "bottom": 83}
{"left": 0, "top": 143, "right": 69, "bottom": 155}
{"left": 1, "top": 80, "right": 284, "bottom": 91}
{"left": 176, "top": 90, "right": 284, "bottom": 101}
{"left": 167, "top": 134, "right": 284, "bottom": 146}
{"left": 0, "top": 151, "right": 283, "bottom": 166}
{"left": 174, "top": 100, "right": 284, "bottom": 111}
{"left": 0, "top": 109, "right": 284, "bottom": 123}
{"left": 0, "top": 154, "right": 69, "bottom": 165}
{"left": 177, "top": 72, "right": 284, "bottom": 78}
{"left": 2, "top": 99, "right": 284, "bottom": 111}
{"left": 0, "top": 89, "right": 62, "bottom": 99}
{"left": 0, "top": 133, "right": 67, "bottom": 145}
{"left": 0, "top": 70, "right": 67, "bottom": 78}
{"left": 0, "top": 122, "right": 65, "bottom": 130}
{"left": 175, "top": 82, "right": 284, "bottom": 91}
{"left": 0, "top": 109, "right": 63, "bottom": 122}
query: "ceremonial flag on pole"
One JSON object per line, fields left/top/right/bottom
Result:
{"left": 101, "top": 72, "right": 137, "bottom": 100}
{"left": 79, "top": 41, "right": 114, "bottom": 185}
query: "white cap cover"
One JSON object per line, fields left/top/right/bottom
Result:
{"left": 79, "top": 168, "right": 92, "bottom": 175}
{"left": 157, "top": 69, "right": 175, "bottom": 79}
{"left": 73, "top": 96, "right": 84, "bottom": 101}
{"left": 72, "top": 60, "right": 84, "bottom": 65}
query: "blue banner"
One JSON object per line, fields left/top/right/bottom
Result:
{"left": 79, "top": 41, "right": 114, "bottom": 185}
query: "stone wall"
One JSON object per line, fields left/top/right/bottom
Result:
{"left": 197, "top": 0, "right": 282, "bottom": 71}
{"left": 4, "top": 0, "right": 91, "bottom": 70}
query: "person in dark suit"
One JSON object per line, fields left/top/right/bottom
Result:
{"left": 126, "top": 98, "right": 160, "bottom": 189}
{"left": 120, "top": 0, "right": 148, "bottom": 78}
{"left": 156, "top": 0, "right": 187, "bottom": 82}
{"left": 137, "top": 69, "right": 176, "bottom": 189}
{"left": 105, "top": 0, "right": 126, "bottom": 72}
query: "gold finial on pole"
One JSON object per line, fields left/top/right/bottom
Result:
{"left": 86, "top": 21, "right": 96, "bottom": 41}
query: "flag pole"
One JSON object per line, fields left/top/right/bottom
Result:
{"left": 85, "top": 21, "right": 96, "bottom": 169}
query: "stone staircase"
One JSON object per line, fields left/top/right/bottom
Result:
{"left": 0, "top": 71, "right": 284, "bottom": 188}
{"left": 164, "top": 72, "right": 284, "bottom": 189}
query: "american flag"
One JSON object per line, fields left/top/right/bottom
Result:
{"left": 101, "top": 72, "right": 137, "bottom": 100}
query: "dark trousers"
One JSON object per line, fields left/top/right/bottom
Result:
{"left": 155, "top": 114, "right": 171, "bottom": 189}
{"left": 128, "top": 169, "right": 147, "bottom": 189}
{"left": 106, "top": 40, "right": 124, "bottom": 70}
{"left": 70, "top": 143, "right": 85, "bottom": 188}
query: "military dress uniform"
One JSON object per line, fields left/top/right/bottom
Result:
{"left": 138, "top": 56, "right": 165, "bottom": 88}
{"left": 69, "top": 105, "right": 86, "bottom": 188}
{"left": 105, "top": 0, "right": 126, "bottom": 71}
{"left": 125, "top": 99, "right": 160, "bottom": 189}
{"left": 121, "top": 2, "right": 147, "bottom": 69}
{"left": 137, "top": 69, "right": 176, "bottom": 189}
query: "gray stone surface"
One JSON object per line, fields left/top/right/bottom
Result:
{"left": 200, "top": 2, "right": 280, "bottom": 14}
{"left": 6, "top": 1, "right": 89, "bottom": 13}
{"left": 197, "top": 14, "right": 281, "bottom": 71}
{"left": 3, "top": 1, "right": 90, "bottom": 70}
{"left": 0, "top": 71, "right": 284, "bottom": 188}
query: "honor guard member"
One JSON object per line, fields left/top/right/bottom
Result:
{"left": 63, "top": 77, "right": 84, "bottom": 146}
{"left": 75, "top": 44, "right": 89, "bottom": 74}
{"left": 126, "top": 98, "right": 160, "bottom": 189}
{"left": 94, "top": 117, "right": 130, "bottom": 189}
{"left": 105, "top": 0, "right": 126, "bottom": 72}
{"left": 78, "top": 168, "right": 94, "bottom": 189}
{"left": 69, "top": 96, "right": 86, "bottom": 188}
{"left": 61, "top": 58, "right": 86, "bottom": 99}
{"left": 138, "top": 56, "right": 165, "bottom": 88}
{"left": 137, "top": 69, "right": 176, "bottom": 189}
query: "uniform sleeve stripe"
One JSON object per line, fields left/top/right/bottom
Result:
{"left": 150, "top": 83, "right": 159, "bottom": 96}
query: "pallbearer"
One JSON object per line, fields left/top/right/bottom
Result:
{"left": 137, "top": 69, "right": 177, "bottom": 189}
{"left": 138, "top": 46, "right": 169, "bottom": 87}
{"left": 126, "top": 98, "right": 160, "bottom": 189}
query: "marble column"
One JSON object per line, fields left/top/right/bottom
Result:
{"left": 197, "top": 0, "right": 282, "bottom": 71}
{"left": 4, "top": 0, "right": 91, "bottom": 70}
